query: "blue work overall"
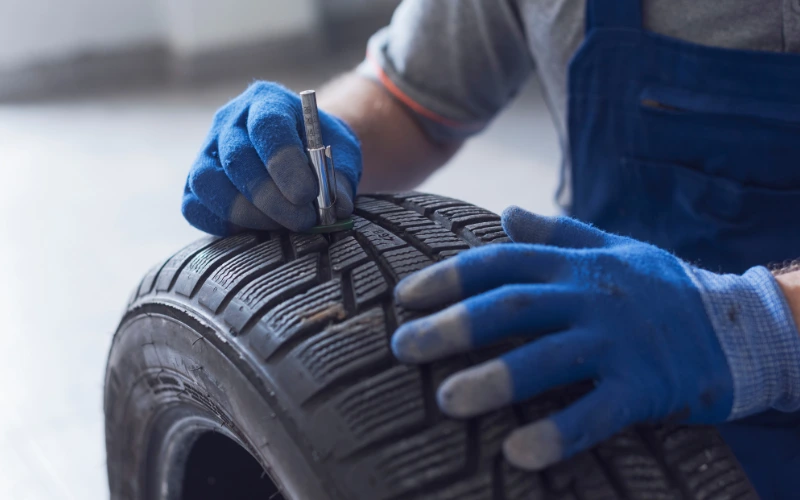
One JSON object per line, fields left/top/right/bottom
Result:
{"left": 568, "top": 0, "right": 800, "bottom": 497}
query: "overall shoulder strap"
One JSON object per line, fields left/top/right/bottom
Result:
{"left": 586, "top": 0, "right": 642, "bottom": 32}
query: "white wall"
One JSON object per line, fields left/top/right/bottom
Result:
{"left": 0, "top": 0, "right": 318, "bottom": 70}
{"left": 158, "top": 0, "right": 318, "bottom": 57}
{"left": 0, "top": 0, "right": 162, "bottom": 69}
{"left": 325, "top": 0, "right": 398, "bottom": 17}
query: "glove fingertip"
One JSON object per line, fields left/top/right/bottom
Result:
{"left": 182, "top": 193, "right": 240, "bottom": 237}
{"left": 265, "top": 146, "right": 319, "bottom": 205}
{"left": 501, "top": 207, "right": 553, "bottom": 244}
{"left": 436, "top": 359, "right": 513, "bottom": 418}
{"left": 503, "top": 419, "right": 563, "bottom": 471}
{"left": 500, "top": 205, "right": 527, "bottom": 221}
{"left": 290, "top": 182, "right": 320, "bottom": 207}
{"left": 334, "top": 179, "right": 355, "bottom": 219}
{"left": 391, "top": 304, "right": 472, "bottom": 364}
{"left": 284, "top": 209, "right": 318, "bottom": 233}
{"left": 390, "top": 324, "right": 424, "bottom": 363}
{"left": 394, "top": 263, "right": 458, "bottom": 309}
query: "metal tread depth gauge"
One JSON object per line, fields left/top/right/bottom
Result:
{"left": 300, "top": 90, "right": 354, "bottom": 233}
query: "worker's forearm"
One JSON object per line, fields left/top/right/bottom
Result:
{"left": 775, "top": 269, "right": 800, "bottom": 333}
{"left": 318, "top": 72, "right": 461, "bottom": 193}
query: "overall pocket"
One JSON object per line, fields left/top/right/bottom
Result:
{"left": 633, "top": 85, "right": 800, "bottom": 189}
{"left": 640, "top": 85, "right": 800, "bottom": 125}
{"left": 616, "top": 157, "right": 800, "bottom": 273}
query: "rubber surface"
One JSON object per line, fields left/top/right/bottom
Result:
{"left": 105, "top": 192, "right": 757, "bottom": 500}
{"left": 307, "top": 218, "right": 356, "bottom": 234}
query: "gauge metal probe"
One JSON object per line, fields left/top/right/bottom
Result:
{"left": 300, "top": 90, "right": 354, "bottom": 233}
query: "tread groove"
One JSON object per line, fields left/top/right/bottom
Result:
{"left": 465, "top": 418, "right": 483, "bottom": 479}
{"left": 112, "top": 193, "right": 757, "bottom": 500}
{"left": 211, "top": 259, "right": 284, "bottom": 314}
{"left": 492, "top": 455, "right": 506, "bottom": 500}
{"left": 299, "top": 353, "right": 396, "bottom": 412}
{"left": 199, "top": 236, "right": 285, "bottom": 313}
{"left": 590, "top": 448, "right": 627, "bottom": 498}
{"left": 180, "top": 234, "right": 260, "bottom": 298}
{"left": 153, "top": 236, "right": 218, "bottom": 293}
{"left": 354, "top": 207, "right": 440, "bottom": 260}
{"left": 248, "top": 279, "right": 345, "bottom": 362}
{"left": 638, "top": 427, "right": 694, "bottom": 500}
{"left": 341, "top": 267, "right": 357, "bottom": 319}
{"left": 278, "top": 230, "right": 296, "bottom": 262}
{"left": 136, "top": 261, "right": 168, "bottom": 299}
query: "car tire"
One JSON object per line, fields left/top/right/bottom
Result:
{"left": 104, "top": 192, "right": 756, "bottom": 500}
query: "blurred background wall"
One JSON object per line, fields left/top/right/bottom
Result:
{"left": 0, "top": 0, "right": 161, "bottom": 69}
{"left": 0, "top": 0, "right": 399, "bottom": 100}
{"left": 0, "top": 1, "right": 559, "bottom": 497}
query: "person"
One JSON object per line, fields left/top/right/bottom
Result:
{"left": 181, "top": 1, "right": 800, "bottom": 497}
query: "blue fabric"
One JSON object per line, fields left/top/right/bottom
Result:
{"left": 565, "top": 0, "right": 800, "bottom": 495}
{"left": 181, "top": 180, "right": 241, "bottom": 236}
{"left": 183, "top": 81, "right": 362, "bottom": 235}
{"left": 569, "top": 1, "right": 800, "bottom": 274}
{"left": 393, "top": 207, "right": 772, "bottom": 470}
{"left": 688, "top": 266, "right": 800, "bottom": 419}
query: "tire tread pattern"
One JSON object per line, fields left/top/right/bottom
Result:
{"left": 129, "top": 192, "right": 755, "bottom": 500}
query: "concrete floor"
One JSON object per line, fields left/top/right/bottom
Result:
{"left": 0, "top": 62, "right": 559, "bottom": 499}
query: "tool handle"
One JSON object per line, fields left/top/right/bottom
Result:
{"left": 300, "top": 90, "right": 339, "bottom": 226}
{"left": 300, "top": 90, "right": 323, "bottom": 150}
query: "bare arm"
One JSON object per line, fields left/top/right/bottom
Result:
{"left": 776, "top": 269, "right": 800, "bottom": 332}
{"left": 317, "top": 0, "right": 531, "bottom": 193}
{"left": 319, "top": 72, "right": 462, "bottom": 193}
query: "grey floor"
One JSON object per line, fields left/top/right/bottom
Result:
{"left": 0, "top": 60, "right": 560, "bottom": 499}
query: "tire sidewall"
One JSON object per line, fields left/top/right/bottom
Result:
{"left": 104, "top": 302, "right": 334, "bottom": 500}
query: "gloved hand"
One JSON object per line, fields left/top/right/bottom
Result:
{"left": 392, "top": 206, "right": 800, "bottom": 471}
{"left": 182, "top": 81, "right": 362, "bottom": 236}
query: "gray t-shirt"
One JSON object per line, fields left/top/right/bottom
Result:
{"left": 358, "top": 0, "right": 800, "bottom": 201}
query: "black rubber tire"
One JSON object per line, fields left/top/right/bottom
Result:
{"left": 105, "top": 192, "right": 757, "bottom": 500}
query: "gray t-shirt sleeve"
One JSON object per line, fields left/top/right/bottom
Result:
{"left": 357, "top": 0, "right": 533, "bottom": 144}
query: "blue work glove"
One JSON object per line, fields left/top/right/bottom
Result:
{"left": 392, "top": 206, "right": 800, "bottom": 470}
{"left": 182, "top": 81, "right": 362, "bottom": 235}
